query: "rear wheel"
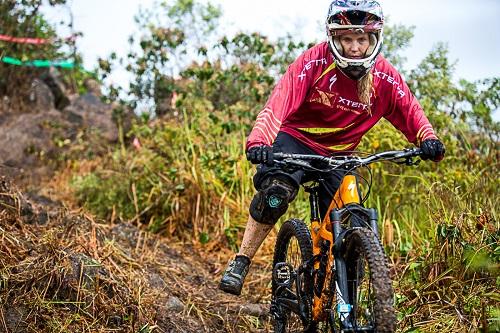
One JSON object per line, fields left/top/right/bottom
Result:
{"left": 340, "top": 228, "right": 396, "bottom": 332}
{"left": 272, "top": 218, "right": 316, "bottom": 333}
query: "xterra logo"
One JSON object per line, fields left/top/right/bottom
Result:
{"left": 338, "top": 97, "right": 369, "bottom": 113}
{"left": 373, "top": 70, "right": 406, "bottom": 98}
{"left": 298, "top": 58, "right": 327, "bottom": 81}
{"left": 308, "top": 89, "right": 368, "bottom": 114}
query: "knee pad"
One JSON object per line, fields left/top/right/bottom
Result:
{"left": 249, "top": 177, "right": 298, "bottom": 225}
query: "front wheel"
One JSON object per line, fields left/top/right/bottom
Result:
{"left": 272, "top": 218, "right": 316, "bottom": 333}
{"left": 340, "top": 228, "right": 396, "bottom": 332}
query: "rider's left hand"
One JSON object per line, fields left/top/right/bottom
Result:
{"left": 420, "top": 139, "right": 445, "bottom": 162}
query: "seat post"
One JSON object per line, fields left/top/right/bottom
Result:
{"left": 305, "top": 184, "right": 320, "bottom": 222}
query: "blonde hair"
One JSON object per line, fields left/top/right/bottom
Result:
{"left": 357, "top": 72, "right": 373, "bottom": 116}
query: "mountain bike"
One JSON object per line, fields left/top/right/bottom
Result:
{"left": 269, "top": 148, "right": 423, "bottom": 333}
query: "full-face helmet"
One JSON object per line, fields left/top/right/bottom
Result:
{"left": 326, "top": 0, "right": 384, "bottom": 80}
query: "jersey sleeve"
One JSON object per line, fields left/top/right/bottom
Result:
{"left": 381, "top": 61, "right": 438, "bottom": 146}
{"left": 246, "top": 48, "right": 322, "bottom": 149}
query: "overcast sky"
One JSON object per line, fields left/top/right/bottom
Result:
{"left": 41, "top": 0, "right": 500, "bottom": 87}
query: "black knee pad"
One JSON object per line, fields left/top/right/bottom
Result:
{"left": 249, "top": 177, "right": 298, "bottom": 225}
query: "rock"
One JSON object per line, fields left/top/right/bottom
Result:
{"left": 60, "top": 252, "right": 113, "bottom": 303}
{"left": 0, "top": 95, "right": 11, "bottom": 114}
{"left": 0, "top": 178, "right": 37, "bottom": 224}
{"left": 67, "top": 252, "right": 108, "bottom": 288}
{"left": 0, "top": 109, "right": 73, "bottom": 167}
{"left": 29, "top": 79, "right": 55, "bottom": 111}
{"left": 84, "top": 78, "right": 102, "bottom": 97}
{"left": 25, "top": 192, "right": 62, "bottom": 224}
{"left": 111, "top": 223, "right": 140, "bottom": 248}
{"left": 165, "top": 296, "right": 185, "bottom": 312}
{"left": 156, "top": 95, "right": 175, "bottom": 117}
{"left": 148, "top": 271, "right": 167, "bottom": 289}
{"left": 107, "top": 315, "right": 123, "bottom": 327}
{"left": 0, "top": 76, "right": 136, "bottom": 186}
{"left": 63, "top": 93, "right": 119, "bottom": 142}
{"left": 239, "top": 303, "right": 270, "bottom": 318}
{"left": 4, "top": 305, "right": 29, "bottom": 333}
{"left": 41, "top": 67, "right": 70, "bottom": 110}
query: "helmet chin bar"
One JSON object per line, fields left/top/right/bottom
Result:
{"left": 343, "top": 67, "right": 369, "bottom": 80}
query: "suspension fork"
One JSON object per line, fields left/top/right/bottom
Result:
{"left": 331, "top": 209, "right": 352, "bottom": 326}
{"left": 330, "top": 174, "right": 375, "bottom": 310}
{"left": 330, "top": 206, "right": 380, "bottom": 327}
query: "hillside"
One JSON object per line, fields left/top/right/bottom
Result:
{"left": 0, "top": 176, "right": 274, "bottom": 332}
{"left": 1, "top": 1, "right": 498, "bottom": 332}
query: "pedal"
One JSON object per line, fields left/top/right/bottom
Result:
{"left": 273, "top": 262, "right": 295, "bottom": 288}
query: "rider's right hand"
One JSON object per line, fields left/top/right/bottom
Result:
{"left": 246, "top": 145, "right": 273, "bottom": 164}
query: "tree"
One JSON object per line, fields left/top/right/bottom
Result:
{"left": 0, "top": 0, "right": 91, "bottom": 109}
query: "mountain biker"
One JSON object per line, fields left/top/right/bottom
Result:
{"left": 219, "top": 0, "right": 445, "bottom": 296}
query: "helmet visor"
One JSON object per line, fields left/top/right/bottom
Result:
{"left": 327, "top": 21, "right": 383, "bottom": 36}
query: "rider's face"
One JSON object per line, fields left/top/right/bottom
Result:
{"left": 339, "top": 33, "right": 370, "bottom": 59}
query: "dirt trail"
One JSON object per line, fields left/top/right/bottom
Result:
{"left": 0, "top": 78, "right": 276, "bottom": 332}
{"left": 0, "top": 177, "right": 274, "bottom": 332}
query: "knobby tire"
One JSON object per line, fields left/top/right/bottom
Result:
{"left": 272, "top": 218, "right": 316, "bottom": 333}
{"left": 341, "top": 228, "right": 396, "bottom": 332}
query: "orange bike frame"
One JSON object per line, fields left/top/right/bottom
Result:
{"left": 309, "top": 174, "right": 360, "bottom": 321}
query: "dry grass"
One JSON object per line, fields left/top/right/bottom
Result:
{"left": 2, "top": 169, "right": 498, "bottom": 332}
{"left": 0, "top": 177, "right": 273, "bottom": 332}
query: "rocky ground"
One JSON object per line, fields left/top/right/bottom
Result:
{"left": 0, "top": 73, "right": 275, "bottom": 332}
{"left": 0, "top": 70, "right": 122, "bottom": 188}
{"left": 0, "top": 176, "right": 276, "bottom": 332}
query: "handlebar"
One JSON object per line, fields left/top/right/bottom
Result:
{"left": 270, "top": 148, "right": 422, "bottom": 172}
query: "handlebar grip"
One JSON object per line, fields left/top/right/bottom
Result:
{"left": 246, "top": 146, "right": 274, "bottom": 165}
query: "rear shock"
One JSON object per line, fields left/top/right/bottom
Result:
{"left": 314, "top": 239, "right": 330, "bottom": 297}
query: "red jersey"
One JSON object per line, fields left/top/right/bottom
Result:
{"left": 247, "top": 42, "right": 437, "bottom": 155}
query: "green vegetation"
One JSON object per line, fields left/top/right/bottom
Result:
{"left": 71, "top": 1, "right": 500, "bottom": 330}
{"left": 70, "top": 1, "right": 500, "bottom": 331}
{"left": 0, "top": 0, "right": 94, "bottom": 108}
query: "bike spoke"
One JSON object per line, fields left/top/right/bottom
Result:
{"left": 353, "top": 255, "right": 375, "bottom": 328}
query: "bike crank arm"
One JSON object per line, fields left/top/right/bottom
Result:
{"left": 273, "top": 294, "right": 313, "bottom": 325}
{"left": 272, "top": 262, "right": 313, "bottom": 324}
{"left": 273, "top": 295, "right": 300, "bottom": 314}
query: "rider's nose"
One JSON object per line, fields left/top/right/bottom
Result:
{"left": 351, "top": 42, "right": 361, "bottom": 53}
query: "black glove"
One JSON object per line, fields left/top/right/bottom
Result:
{"left": 420, "top": 139, "right": 445, "bottom": 162}
{"left": 246, "top": 146, "right": 273, "bottom": 164}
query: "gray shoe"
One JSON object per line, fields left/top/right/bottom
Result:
{"left": 219, "top": 255, "right": 251, "bottom": 296}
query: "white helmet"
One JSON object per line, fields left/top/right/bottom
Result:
{"left": 326, "top": 0, "right": 384, "bottom": 80}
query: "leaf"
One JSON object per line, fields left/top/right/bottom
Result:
{"left": 199, "top": 232, "right": 210, "bottom": 244}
